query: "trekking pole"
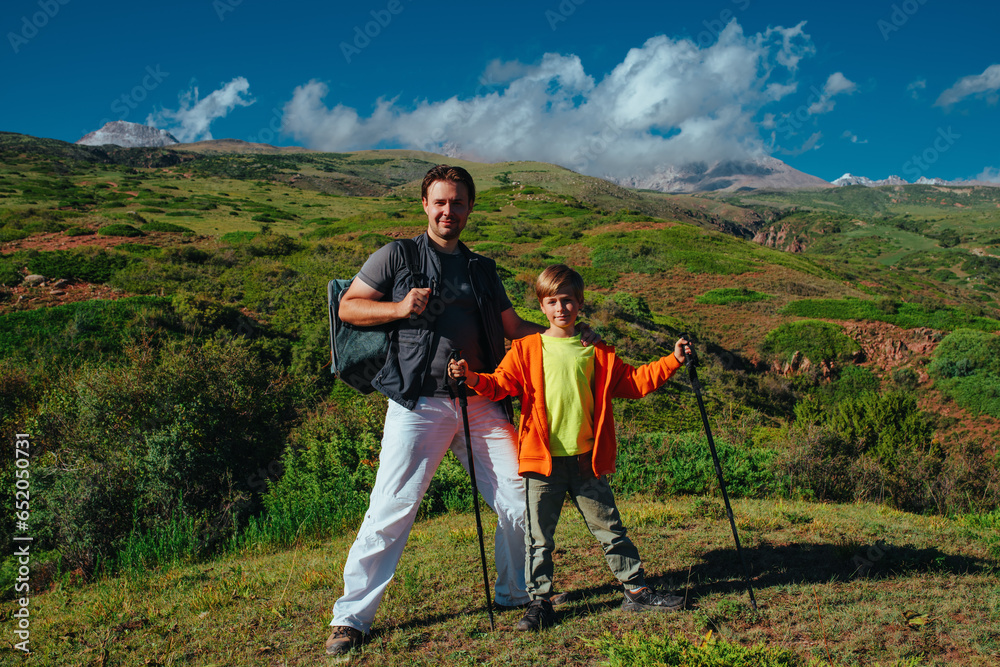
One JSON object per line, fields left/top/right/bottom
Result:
{"left": 680, "top": 334, "right": 758, "bottom": 612}
{"left": 449, "top": 350, "right": 496, "bottom": 631}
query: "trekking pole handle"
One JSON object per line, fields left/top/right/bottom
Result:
{"left": 448, "top": 349, "right": 469, "bottom": 405}
{"left": 679, "top": 333, "right": 697, "bottom": 369}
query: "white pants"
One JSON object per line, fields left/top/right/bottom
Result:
{"left": 331, "top": 395, "right": 528, "bottom": 633}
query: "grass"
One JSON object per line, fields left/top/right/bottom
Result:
{"left": 10, "top": 495, "right": 998, "bottom": 666}
{"left": 782, "top": 299, "right": 1000, "bottom": 332}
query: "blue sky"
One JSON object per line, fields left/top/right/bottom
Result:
{"left": 2, "top": 0, "right": 998, "bottom": 183}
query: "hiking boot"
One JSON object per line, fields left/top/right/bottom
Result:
{"left": 549, "top": 591, "right": 571, "bottom": 607}
{"left": 621, "top": 586, "right": 685, "bottom": 612}
{"left": 516, "top": 598, "right": 555, "bottom": 631}
{"left": 496, "top": 591, "right": 569, "bottom": 612}
{"left": 325, "top": 625, "right": 364, "bottom": 657}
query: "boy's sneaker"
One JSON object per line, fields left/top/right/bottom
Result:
{"left": 622, "top": 587, "right": 685, "bottom": 612}
{"left": 516, "top": 598, "right": 555, "bottom": 631}
{"left": 325, "top": 625, "right": 364, "bottom": 657}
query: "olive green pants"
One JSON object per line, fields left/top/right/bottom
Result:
{"left": 523, "top": 455, "right": 645, "bottom": 599}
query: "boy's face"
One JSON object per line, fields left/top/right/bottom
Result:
{"left": 540, "top": 291, "right": 582, "bottom": 331}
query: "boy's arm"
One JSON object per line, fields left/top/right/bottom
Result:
{"left": 609, "top": 351, "right": 684, "bottom": 399}
{"left": 463, "top": 345, "right": 527, "bottom": 401}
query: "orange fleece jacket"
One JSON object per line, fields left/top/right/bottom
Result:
{"left": 469, "top": 333, "right": 683, "bottom": 477}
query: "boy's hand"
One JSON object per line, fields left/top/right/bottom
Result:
{"left": 448, "top": 357, "right": 468, "bottom": 380}
{"left": 449, "top": 358, "right": 479, "bottom": 387}
{"left": 674, "top": 337, "right": 692, "bottom": 364}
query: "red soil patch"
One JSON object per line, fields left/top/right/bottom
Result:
{"left": 1, "top": 279, "right": 132, "bottom": 315}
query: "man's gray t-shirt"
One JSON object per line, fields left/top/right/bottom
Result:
{"left": 356, "top": 241, "right": 512, "bottom": 397}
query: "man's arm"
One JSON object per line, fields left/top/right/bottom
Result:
{"left": 500, "top": 307, "right": 545, "bottom": 340}
{"left": 339, "top": 279, "right": 431, "bottom": 326}
{"left": 500, "top": 307, "right": 603, "bottom": 345}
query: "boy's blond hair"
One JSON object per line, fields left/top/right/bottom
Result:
{"left": 535, "top": 264, "right": 584, "bottom": 302}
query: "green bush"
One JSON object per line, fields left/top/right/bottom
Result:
{"left": 0, "top": 296, "right": 176, "bottom": 363}
{"left": 830, "top": 391, "right": 933, "bottom": 465}
{"left": 608, "top": 292, "right": 654, "bottom": 323}
{"left": 761, "top": 320, "right": 860, "bottom": 365}
{"left": 696, "top": 288, "right": 772, "bottom": 305}
{"left": 27, "top": 334, "right": 299, "bottom": 572}
{"left": 0, "top": 228, "right": 29, "bottom": 242}
{"left": 928, "top": 329, "right": 1000, "bottom": 418}
{"left": 613, "top": 432, "right": 780, "bottom": 499}
{"left": 25, "top": 249, "right": 134, "bottom": 283}
{"left": 0, "top": 259, "right": 21, "bottom": 286}
{"left": 140, "top": 221, "right": 194, "bottom": 233}
{"left": 782, "top": 299, "right": 1000, "bottom": 332}
{"left": 98, "top": 223, "right": 144, "bottom": 237}
{"left": 245, "top": 434, "right": 371, "bottom": 546}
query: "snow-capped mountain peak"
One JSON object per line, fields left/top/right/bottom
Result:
{"left": 76, "top": 121, "right": 179, "bottom": 148}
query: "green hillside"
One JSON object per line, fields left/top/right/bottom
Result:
{"left": 1, "top": 132, "right": 998, "bottom": 664}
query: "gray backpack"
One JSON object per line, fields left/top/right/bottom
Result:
{"left": 327, "top": 239, "right": 419, "bottom": 393}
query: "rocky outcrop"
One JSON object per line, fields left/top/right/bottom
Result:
{"left": 77, "top": 121, "right": 179, "bottom": 148}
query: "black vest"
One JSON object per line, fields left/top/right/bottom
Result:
{"left": 372, "top": 234, "right": 511, "bottom": 419}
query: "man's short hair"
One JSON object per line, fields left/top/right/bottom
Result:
{"left": 536, "top": 264, "right": 584, "bottom": 302}
{"left": 421, "top": 164, "right": 476, "bottom": 205}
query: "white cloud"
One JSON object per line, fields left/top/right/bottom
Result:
{"left": 777, "top": 131, "right": 822, "bottom": 156}
{"left": 907, "top": 79, "right": 926, "bottom": 100}
{"left": 148, "top": 77, "right": 255, "bottom": 142}
{"left": 281, "top": 20, "right": 814, "bottom": 179}
{"left": 806, "top": 72, "right": 857, "bottom": 114}
{"left": 841, "top": 130, "right": 868, "bottom": 144}
{"left": 976, "top": 166, "right": 1000, "bottom": 183}
{"left": 936, "top": 64, "right": 1000, "bottom": 108}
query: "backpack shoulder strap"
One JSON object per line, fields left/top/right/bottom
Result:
{"left": 394, "top": 237, "right": 423, "bottom": 289}
{"left": 398, "top": 237, "right": 418, "bottom": 276}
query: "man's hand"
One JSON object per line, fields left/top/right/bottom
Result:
{"left": 340, "top": 280, "right": 431, "bottom": 327}
{"left": 398, "top": 287, "right": 432, "bottom": 318}
{"left": 577, "top": 321, "right": 602, "bottom": 347}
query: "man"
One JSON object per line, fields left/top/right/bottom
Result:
{"left": 326, "top": 165, "right": 591, "bottom": 657}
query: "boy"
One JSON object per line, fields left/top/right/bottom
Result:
{"left": 448, "top": 264, "right": 690, "bottom": 631}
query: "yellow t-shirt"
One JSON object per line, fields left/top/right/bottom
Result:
{"left": 540, "top": 334, "right": 595, "bottom": 457}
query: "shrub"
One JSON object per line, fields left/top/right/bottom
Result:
{"left": 782, "top": 299, "right": 1000, "bottom": 332}
{"left": 140, "top": 221, "right": 194, "bottom": 233}
{"left": 696, "top": 288, "right": 772, "bottom": 305}
{"left": 221, "top": 231, "right": 258, "bottom": 244}
{"left": 928, "top": 329, "right": 1000, "bottom": 418}
{"left": 0, "top": 296, "right": 176, "bottom": 363}
{"left": 0, "top": 259, "right": 21, "bottom": 287}
{"left": 830, "top": 390, "right": 933, "bottom": 466}
{"left": 25, "top": 249, "right": 134, "bottom": 283}
{"left": 27, "top": 334, "right": 300, "bottom": 573}
{"left": 98, "top": 223, "right": 144, "bottom": 237}
{"left": 246, "top": 434, "right": 371, "bottom": 546}
{"left": 613, "top": 431, "right": 780, "bottom": 499}
{"left": 761, "top": 320, "right": 860, "bottom": 366}
{"left": 246, "top": 233, "right": 299, "bottom": 257}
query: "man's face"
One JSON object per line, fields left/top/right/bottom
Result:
{"left": 422, "top": 180, "right": 472, "bottom": 244}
